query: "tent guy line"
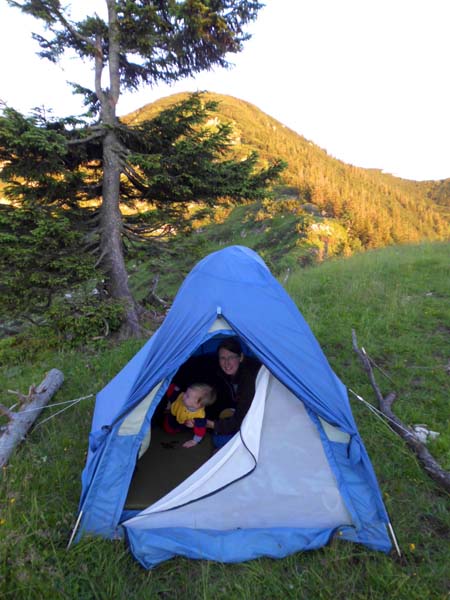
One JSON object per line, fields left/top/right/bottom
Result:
{"left": 0, "top": 395, "right": 95, "bottom": 452}
{"left": 6, "top": 394, "right": 94, "bottom": 415}
{"left": 33, "top": 395, "right": 94, "bottom": 430}
{"left": 348, "top": 389, "right": 413, "bottom": 438}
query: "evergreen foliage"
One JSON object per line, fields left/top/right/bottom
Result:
{"left": 0, "top": 204, "right": 96, "bottom": 320}
{"left": 4, "top": 0, "right": 267, "bottom": 336}
{"left": 0, "top": 95, "right": 284, "bottom": 328}
{"left": 117, "top": 94, "right": 285, "bottom": 234}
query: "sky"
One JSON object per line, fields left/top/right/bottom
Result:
{"left": 1, "top": 0, "right": 449, "bottom": 182}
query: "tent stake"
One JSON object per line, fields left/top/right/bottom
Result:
{"left": 387, "top": 521, "right": 401, "bottom": 557}
{"left": 67, "top": 510, "right": 83, "bottom": 550}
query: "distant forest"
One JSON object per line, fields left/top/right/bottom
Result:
{"left": 127, "top": 93, "right": 449, "bottom": 251}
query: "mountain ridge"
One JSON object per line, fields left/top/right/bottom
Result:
{"left": 125, "top": 91, "right": 449, "bottom": 184}
{"left": 125, "top": 92, "right": 449, "bottom": 249}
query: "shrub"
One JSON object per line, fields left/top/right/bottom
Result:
{"left": 46, "top": 295, "right": 125, "bottom": 347}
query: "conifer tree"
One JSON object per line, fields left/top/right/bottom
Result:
{"left": 0, "top": 95, "right": 284, "bottom": 326}
{"left": 4, "top": 1, "right": 272, "bottom": 336}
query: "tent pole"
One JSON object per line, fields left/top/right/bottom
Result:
{"left": 387, "top": 521, "right": 401, "bottom": 557}
{"left": 66, "top": 510, "right": 83, "bottom": 550}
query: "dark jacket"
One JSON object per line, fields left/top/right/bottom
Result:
{"left": 213, "top": 357, "right": 261, "bottom": 436}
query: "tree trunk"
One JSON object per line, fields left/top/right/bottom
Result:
{"left": 0, "top": 369, "right": 64, "bottom": 467}
{"left": 100, "top": 126, "right": 142, "bottom": 337}
{"left": 97, "top": 1, "right": 142, "bottom": 338}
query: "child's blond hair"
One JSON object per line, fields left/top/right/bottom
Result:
{"left": 188, "top": 383, "right": 216, "bottom": 407}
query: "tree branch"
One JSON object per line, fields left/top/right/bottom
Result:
{"left": 67, "top": 130, "right": 104, "bottom": 146}
{"left": 94, "top": 32, "right": 106, "bottom": 105}
{"left": 352, "top": 329, "right": 450, "bottom": 493}
{"left": 51, "top": 5, "right": 93, "bottom": 46}
{"left": 148, "top": 275, "right": 169, "bottom": 307}
{"left": 0, "top": 403, "right": 14, "bottom": 421}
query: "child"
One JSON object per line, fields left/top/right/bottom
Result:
{"left": 163, "top": 383, "right": 216, "bottom": 448}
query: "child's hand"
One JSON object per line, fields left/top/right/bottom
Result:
{"left": 184, "top": 419, "right": 194, "bottom": 428}
{"left": 182, "top": 439, "right": 198, "bottom": 448}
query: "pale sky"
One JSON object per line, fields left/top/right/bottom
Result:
{"left": 1, "top": 0, "right": 449, "bottom": 181}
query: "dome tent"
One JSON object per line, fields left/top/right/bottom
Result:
{"left": 72, "top": 245, "right": 393, "bottom": 568}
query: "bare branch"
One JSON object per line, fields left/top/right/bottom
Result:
{"left": 91, "top": 317, "right": 110, "bottom": 340}
{"left": 7, "top": 390, "right": 28, "bottom": 404}
{"left": 149, "top": 275, "right": 169, "bottom": 307}
{"left": 352, "top": 329, "right": 450, "bottom": 493}
{"left": 94, "top": 246, "right": 108, "bottom": 269}
{"left": 67, "top": 130, "right": 104, "bottom": 146}
{"left": 0, "top": 403, "right": 14, "bottom": 421}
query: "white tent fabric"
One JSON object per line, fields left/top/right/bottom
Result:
{"left": 124, "top": 367, "right": 352, "bottom": 532}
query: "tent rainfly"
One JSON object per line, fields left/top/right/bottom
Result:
{"left": 72, "top": 245, "right": 394, "bottom": 568}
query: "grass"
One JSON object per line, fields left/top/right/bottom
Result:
{"left": 286, "top": 242, "right": 450, "bottom": 468}
{"left": 1, "top": 241, "right": 449, "bottom": 599}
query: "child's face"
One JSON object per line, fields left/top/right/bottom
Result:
{"left": 183, "top": 387, "right": 203, "bottom": 410}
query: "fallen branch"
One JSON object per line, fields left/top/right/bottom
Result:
{"left": 149, "top": 275, "right": 169, "bottom": 307}
{"left": 351, "top": 330, "right": 450, "bottom": 493}
{"left": 0, "top": 369, "right": 64, "bottom": 467}
{"left": 91, "top": 317, "right": 110, "bottom": 340}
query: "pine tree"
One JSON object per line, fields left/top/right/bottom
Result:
{"left": 0, "top": 94, "right": 285, "bottom": 330}
{"left": 4, "top": 1, "right": 272, "bottom": 336}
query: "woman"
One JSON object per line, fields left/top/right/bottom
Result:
{"left": 207, "top": 338, "right": 261, "bottom": 448}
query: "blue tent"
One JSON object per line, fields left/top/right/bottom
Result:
{"left": 74, "top": 245, "right": 392, "bottom": 567}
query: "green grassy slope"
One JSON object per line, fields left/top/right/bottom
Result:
{"left": 1, "top": 241, "right": 449, "bottom": 599}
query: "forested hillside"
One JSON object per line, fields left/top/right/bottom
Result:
{"left": 126, "top": 92, "right": 449, "bottom": 251}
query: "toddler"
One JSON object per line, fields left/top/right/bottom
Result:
{"left": 164, "top": 383, "right": 216, "bottom": 448}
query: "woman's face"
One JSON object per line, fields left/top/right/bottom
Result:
{"left": 218, "top": 348, "right": 242, "bottom": 376}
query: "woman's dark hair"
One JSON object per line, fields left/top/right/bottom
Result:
{"left": 217, "top": 337, "right": 242, "bottom": 355}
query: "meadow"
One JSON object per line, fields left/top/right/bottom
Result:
{"left": 0, "top": 241, "right": 449, "bottom": 599}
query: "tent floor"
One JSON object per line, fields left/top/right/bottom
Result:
{"left": 124, "top": 426, "right": 215, "bottom": 510}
